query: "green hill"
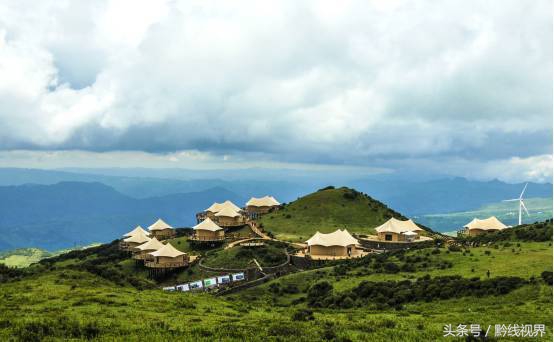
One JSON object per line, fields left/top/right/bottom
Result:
{"left": 258, "top": 186, "right": 417, "bottom": 241}
{"left": 202, "top": 241, "right": 289, "bottom": 269}
{"left": 0, "top": 245, "right": 100, "bottom": 268}
{"left": 0, "top": 248, "right": 54, "bottom": 268}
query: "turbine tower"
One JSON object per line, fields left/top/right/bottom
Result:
{"left": 503, "top": 183, "right": 529, "bottom": 226}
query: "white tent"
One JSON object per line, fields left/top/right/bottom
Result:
{"left": 123, "top": 225, "right": 149, "bottom": 238}
{"left": 246, "top": 196, "right": 280, "bottom": 207}
{"left": 149, "top": 243, "right": 185, "bottom": 258}
{"left": 148, "top": 218, "right": 174, "bottom": 231}
{"left": 464, "top": 216, "right": 507, "bottom": 231}
{"left": 193, "top": 217, "right": 223, "bottom": 232}
{"left": 205, "top": 200, "right": 241, "bottom": 213}
{"left": 215, "top": 206, "right": 241, "bottom": 218}
{"left": 205, "top": 202, "right": 223, "bottom": 213}
{"left": 123, "top": 230, "right": 151, "bottom": 244}
{"left": 306, "top": 229, "right": 359, "bottom": 247}
{"left": 374, "top": 218, "right": 424, "bottom": 234}
{"left": 136, "top": 237, "right": 165, "bottom": 251}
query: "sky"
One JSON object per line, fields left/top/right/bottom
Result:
{"left": 0, "top": 0, "right": 551, "bottom": 183}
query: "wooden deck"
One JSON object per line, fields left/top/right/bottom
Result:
{"left": 144, "top": 255, "right": 199, "bottom": 269}
{"left": 189, "top": 236, "right": 225, "bottom": 242}
{"left": 144, "top": 261, "right": 187, "bottom": 269}
{"left": 294, "top": 248, "right": 369, "bottom": 260}
{"left": 360, "top": 235, "right": 433, "bottom": 243}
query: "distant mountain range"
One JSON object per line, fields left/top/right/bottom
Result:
{"left": 0, "top": 168, "right": 551, "bottom": 215}
{"left": 0, "top": 182, "right": 245, "bottom": 251}
{"left": 349, "top": 177, "right": 553, "bottom": 215}
{"left": 0, "top": 168, "right": 551, "bottom": 251}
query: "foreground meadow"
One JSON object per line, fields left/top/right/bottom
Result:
{"left": 0, "top": 239, "right": 551, "bottom": 341}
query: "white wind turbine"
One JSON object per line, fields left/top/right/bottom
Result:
{"left": 503, "top": 183, "right": 529, "bottom": 226}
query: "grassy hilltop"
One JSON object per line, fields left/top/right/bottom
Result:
{"left": 259, "top": 186, "right": 413, "bottom": 242}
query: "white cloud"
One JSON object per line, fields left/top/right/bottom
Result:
{"left": 0, "top": 0, "right": 551, "bottom": 178}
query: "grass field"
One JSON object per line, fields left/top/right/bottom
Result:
{"left": 0, "top": 215, "right": 550, "bottom": 340}
{"left": 0, "top": 241, "right": 551, "bottom": 341}
{"left": 237, "top": 242, "right": 552, "bottom": 298}
{"left": 259, "top": 187, "right": 408, "bottom": 242}
{"left": 202, "top": 241, "right": 289, "bottom": 269}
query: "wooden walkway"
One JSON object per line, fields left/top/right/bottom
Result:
{"left": 247, "top": 220, "right": 271, "bottom": 239}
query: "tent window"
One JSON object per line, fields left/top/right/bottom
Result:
{"left": 385, "top": 234, "right": 393, "bottom": 241}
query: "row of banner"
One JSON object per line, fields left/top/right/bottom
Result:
{"left": 163, "top": 272, "right": 246, "bottom": 292}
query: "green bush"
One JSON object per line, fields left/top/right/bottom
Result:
{"left": 291, "top": 309, "right": 315, "bottom": 321}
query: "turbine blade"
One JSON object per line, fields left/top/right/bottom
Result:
{"left": 503, "top": 199, "right": 519, "bottom": 202}
{"left": 519, "top": 183, "right": 528, "bottom": 199}
{"left": 521, "top": 201, "right": 529, "bottom": 215}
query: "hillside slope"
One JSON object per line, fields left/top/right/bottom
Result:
{"left": 259, "top": 186, "right": 415, "bottom": 241}
{"left": 0, "top": 221, "right": 551, "bottom": 340}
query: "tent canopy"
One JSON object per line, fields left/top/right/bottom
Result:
{"left": 149, "top": 242, "right": 185, "bottom": 258}
{"left": 124, "top": 230, "right": 151, "bottom": 244}
{"left": 205, "top": 200, "right": 241, "bottom": 213}
{"left": 136, "top": 237, "right": 165, "bottom": 251}
{"left": 464, "top": 216, "right": 507, "bottom": 231}
{"left": 193, "top": 217, "right": 223, "bottom": 231}
{"left": 374, "top": 218, "right": 424, "bottom": 234}
{"left": 215, "top": 206, "right": 241, "bottom": 218}
{"left": 306, "top": 229, "right": 359, "bottom": 247}
{"left": 205, "top": 202, "right": 223, "bottom": 213}
{"left": 246, "top": 196, "right": 280, "bottom": 207}
{"left": 123, "top": 225, "right": 149, "bottom": 238}
{"left": 148, "top": 218, "right": 173, "bottom": 231}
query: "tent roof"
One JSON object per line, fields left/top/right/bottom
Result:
{"left": 148, "top": 218, "right": 173, "bottom": 231}
{"left": 221, "top": 200, "right": 241, "bottom": 212}
{"left": 464, "top": 216, "right": 507, "bottom": 231}
{"left": 123, "top": 225, "right": 149, "bottom": 238}
{"left": 215, "top": 206, "right": 241, "bottom": 217}
{"left": 306, "top": 229, "right": 359, "bottom": 247}
{"left": 374, "top": 218, "right": 424, "bottom": 234}
{"left": 124, "top": 230, "right": 151, "bottom": 244}
{"left": 193, "top": 217, "right": 223, "bottom": 232}
{"left": 205, "top": 200, "right": 241, "bottom": 213}
{"left": 136, "top": 237, "right": 165, "bottom": 251}
{"left": 246, "top": 196, "right": 280, "bottom": 207}
{"left": 205, "top": 202, "right": 223, "bottom": 213}
{"left": 149, "top": 242, "right": 185, "bottom": 258}
{"left": 403, "top": 231, "right": 418, "bottom": 236}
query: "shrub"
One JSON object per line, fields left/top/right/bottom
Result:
{"left": 269, "top": 283, "right": 281, "bottom": 294}
{"left": 342, "top": 189, "right": 359, "bottom": 200}
{"left": 340, "top": 296, "right": 355, "bottom": 309}
{"left": 292, "top": 309, "right": 315, "bottom": 321}
{"left": 448, "top": 245, "right": 462, "bottom": 252}
{"left": 541, "top": 271, "right": 553, "bottom": 286}
{"left": 307, "top": 281, "right": 333, "bottom": 305}
{"left": 383, "top": 262, "right": 400, "bottom": 274}
{"left": 400, "top": 263, "right": 416, "bottom": 272}
{"left": 282, "top": 284, "right": 300, "bottom": 294}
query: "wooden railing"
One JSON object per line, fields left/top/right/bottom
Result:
{"left": 189, "top": 236, "right": 225, "bottom": 242}
{"left": 145, "top": 261, "right": 188, "bottom": 269}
